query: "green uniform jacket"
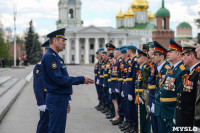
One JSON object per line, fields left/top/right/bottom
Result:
{"left": 154, "top": 61, "right": 171, "bottom": 117}
{"left": 160, "top": 61, "right": 189, "bottom": 119}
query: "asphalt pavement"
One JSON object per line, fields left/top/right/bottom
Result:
{"left": 0, "top": 65, "right": 122, "bottom": 133}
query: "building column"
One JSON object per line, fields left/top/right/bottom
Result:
{"left": 95, "top": 38, "right": 99, "bottom": 63}
{"left": 104, "top": 37, "right": 108, "bottom": 50}
{"left": 114, "top": 38, "right": 119, "bottom": 47}
{"left": 124, "top": 37, "right": 127, "bottom": 45}
{"left": 75, "top": 38, "right": 80, "bottom": 64}
{"left": 66, "top": 38, "right": 70, "bottom": 64}
{"left": 85, "top": 38, "right": 89, "bottom": 64}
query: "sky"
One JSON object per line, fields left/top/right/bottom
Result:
{"left": 0, "top": 0, "right": 199, "bottom": 38}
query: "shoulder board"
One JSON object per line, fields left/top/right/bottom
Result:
{"left": 128, "top": 60, "right": 131, "bottom": 63}
{"left": 179, "top": 64, "right": 185, "bottom": 71}
{"left": 143, "top": 65, "right": 146, "bottom": 68}
{"left": 164, "top": 64, "right": 170, "bottom": 70}
{"left": 119, "top": 59, "right": 122, "bottom": 62}
{"left": 134, "top": 58, "right": 137, "bottom": 62}
{"left": 37, "top": 61, "right": 41, "bottom": 65}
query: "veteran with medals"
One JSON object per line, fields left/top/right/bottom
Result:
{"left": 159, "top": 39, "right": 189, "bottom": 133}
{"left": 176, "top": 42, "right": 200, "bottom": 131}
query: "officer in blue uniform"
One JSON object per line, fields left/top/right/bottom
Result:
{"left": 96, "top": 48, "right": 105, "bottom": 111}
{"left": 33, "top": 40, "right": 49, "bottom": 133}
{"left": 147, "top": 43, "right": 158, "bottom": 133}
{"left": 153, "top": 41, "right": 171, "bottom": 133}
{"left": 123, "top": 45, "right": 138, "bottom": 133}
{"left": 159, "top": 39, "right": 189, "bottom": 133}
{"left": 41, "top": 28, "right": 94, "bottom": 133}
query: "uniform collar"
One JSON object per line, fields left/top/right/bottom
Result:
{"left": 173, "top": 60, "right": 182, "bottom": 69}
{"left": 190, "top": 62, "right": 200, "bottom": 72}
{"left": 49, "top": 48, "right": 59, "bottom": 56}
{"left": 157, "top": 61, "right": 166, "bottom": 73}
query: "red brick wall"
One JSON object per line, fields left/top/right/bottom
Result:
{"left": 9, "top": 44, "right": 24, "bottom": 60}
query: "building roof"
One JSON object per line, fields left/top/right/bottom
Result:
{"left": 120, "top": 23, "right": 156, "bottom": 30}
{"left": 175, "top": 37, "right": 195, "bottom": 40}
{"left": 116, "top": 9, "right": 124, "bottom": 19}
{"left": 131, "top": 0, "right": 149, "bottom": 11}
{"left": 156, "top": 0, "right": 170, "bottom": 17}
{"left": 177, "top": 22, "right": 192, "bottom": 28}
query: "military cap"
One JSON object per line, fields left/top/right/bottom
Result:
{"left": 181, "top": 42, "right": 196, "bottom": 55}
{"left": 153, "top": 41, "right": 167, "bottom": 55}
{"left": 142, "top": 44, "right": 149, "bottom": 52}
{"left": 120, "top": 45, "right": 127, "bottom": 50}
{"left": 42, "top": 40, "right": 50, "bottom": 47}
{"left": 106, "top": 42, "right": 116, "bottom": 50}
{"left": 115, "top": 47, "right": 120, "bottom": 50}
{"left": 137, "top": 49, "right": 147, "bottom": 57}
{"left": 96, "top": 51, "right": 99, "bottom": 54}
{"left": 149, "top": 43, "right": 154, "bottom": 48}
{"left": 47, "top": 28, "right": 67, "bottom": 40}
{"left": 102, "top": 51, "right": 107, "bottom": 54}
{"left": 120, "top": 48, "right": 127, "bottom": 53}
{"left": 99, "top": 48, "right": 104, "bottom": 51}
{"left": 127, "top": 45, "right": 137, "bottom": 50}
{"left": 109, "top": 53, "right": 114, "bottom": 59}
{"left": 168, "top": 38, "right": 182, "bottom": 52}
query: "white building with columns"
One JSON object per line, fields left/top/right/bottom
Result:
{"left": 57, "top": 0, "right": 142, "bottom": 64}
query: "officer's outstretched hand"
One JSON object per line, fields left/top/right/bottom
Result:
{"left": 84, "top": 76, "right": 94, "bottom": 84}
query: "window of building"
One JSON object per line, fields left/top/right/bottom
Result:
{"left": 69, "top": 9, "right": 74, "bottom": 19}
{"left": 72, "top": 55, "right": 74, "bottom": 61}
{"left": 81, "top": 55, "right": 84, "bottom": 61}
{"left": 162, "top": 18, "right": 166, "bottom": 30}
{"left": 90, "top": 44, "right": 94, "bottom": 49}
{"left": 71, "top": 40, "right": 75, "bottom": 50}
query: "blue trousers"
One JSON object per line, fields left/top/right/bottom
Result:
{"left": 36, "top": 110, "right": 49, "bottom": 133}
{"left": 46, "top": 93, "right": 70, "bottom": 133}
{"left": 127, "top": 97, "right": 137, "bottom": 125}
{"left": 95, "top": 84, "right": 102, "bottom": 101}
{"left": 151, "top": 113, "right": 158, "bottom": 133}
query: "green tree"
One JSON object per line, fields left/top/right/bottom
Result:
{"left": 29, "top": 33, "right": 42, "bottom": 64}
{"left": 24, "top": 20, "right": 34, "bottom": 62}
{"left": 195, "top": 11, "right": 200, "bottom": 29}
{"left": 0, "top": 23, "right": 11, "bottom": 59}
{"left": 24, "top": 20, "right": 42, "bottom": 64}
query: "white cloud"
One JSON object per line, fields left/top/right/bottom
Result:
{"left": 37, "top": 29, "right": 50, "bottom": 36}
{"left": 83, "top": 18, "right": 112, "bottom": 27}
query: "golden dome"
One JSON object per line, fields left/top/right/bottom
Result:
{"left": 124, "top": 8, "right": 135, "bottom": 18}
{"left": 131, "top": 0, "right": 149, "bottom": 11}
{"left": 116, "top": 9, "right": 124, "bottom": 19}
{"left": 148, "top": 11, "right": 155, "bottom": 20}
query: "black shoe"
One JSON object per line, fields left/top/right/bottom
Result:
{"left": 95, "top": 102, "right": 101, "bottom": 109}
{"left": 119, "top": 121, "right": 127, "bottom": 129}
{"left": 129, "top": 125, "right": 138, "bottom": 133}
{"left": 101, "top": 107, "right": 109, "bottom": 113}
{"left": 105, "top": 111, "right": 110, "bottom": 115}
{"left": 98, "top": 102, "right": 105, "bottom": 111}
{"left": 121, "top": 123, "right": 130, "bottom": 131}
{"left": 106, "top": 115, "right": 114, "bottom": 119}
{"left": 112, "top": 118, "right": 123, "bottom": 125}
{"left": 124, "top": 125, "right": 133, "bottom": 133}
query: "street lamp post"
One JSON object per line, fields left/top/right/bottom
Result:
{"left": 14, "top": 5, "right": 17, "bottom": 67}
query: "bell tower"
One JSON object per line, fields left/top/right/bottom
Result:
{"left": 57, "top": 0, "right": 82, "bottom": 29}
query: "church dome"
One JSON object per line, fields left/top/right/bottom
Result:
{"left": 177, "top": 22, "right": 192, "bottom": 28}
{"left": 124, "top": 8, "right": 135, "bottom": 18}
{"left": 131, "top": 0, "right": 149, "bottom": 11}
{"left": 148, "top": 11, "right": 155, "bottom": 20}
{"left": 116, "top": 9, "right": 124, "bottom": 19}
{"left": 156, "top": 0, "right": 170, "bottom": 17}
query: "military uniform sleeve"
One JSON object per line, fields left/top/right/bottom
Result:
{"left": 43, "top": 55, "right": 85, "bottom": 87}
{"left": 33, "top": 64, "right": 45, "bottom": 106}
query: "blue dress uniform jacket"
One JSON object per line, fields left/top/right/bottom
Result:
{"left": 176, "top": 63, "right": 200, "bottom": 127}
{"left": 41, "top": 48, "right": 84, "bottom": 133}
{"left": 41, "top": 48, "right": 85, "bottom": 95}
{"left": 33, "top": 61, "right": 49, "bottom": 133}
{"left": 160, "top": 61, "right": 188, "bottom": 133}
{"left": 94, "top": 61, "right": 101, "bottom": 101}
{"left": 110, "top": 62, "right": 118, "bottom": 99}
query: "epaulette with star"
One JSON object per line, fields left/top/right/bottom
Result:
{"left": 179, "top": 64, "right": 185, "bottom": 71}
{"left": 134, "top": 58, "right": 137, "bottom": 62}
{"left": 37, "top": 61, "right": 41, "bottom": 65}
{"left": 53, "top": 53, "right": 56, "bottom": 56}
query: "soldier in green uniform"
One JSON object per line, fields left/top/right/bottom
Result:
{"left": 160, "top": 39, "right": 189, "bottom": 133}
{"left": 153, "top": 41, "right": 171, "bottom": 133}
{"left": 176, "top": 42, "right": 200, "bottom": 132}
{"left": 194, "top": 37, "right": 200, "bottom": 132}
{"left": 135, "top": 49, "right": 151, "bottom": 133}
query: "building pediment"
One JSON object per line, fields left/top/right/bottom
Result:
{"left": 76, "top": 25, "right": 107, "bottom": 34}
